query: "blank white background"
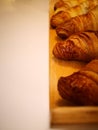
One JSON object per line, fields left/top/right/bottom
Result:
{"left": 0, "top": 0, "right": 98, "bottom": 129}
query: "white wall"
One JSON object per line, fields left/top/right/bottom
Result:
{"left": 0, "top": 0, "right": 98, "bottom": 129}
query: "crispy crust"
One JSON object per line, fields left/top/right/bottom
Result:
{"left": 53, "top": 31, "right": 98, "bottom": 62}
{"left": 58, "top": 70, "right": 98, "bottom": 105}
{"left": 51, "top": 0, "right": 98, "bottom": 28}
{"left": 56, "top": 12, "right": 95, "bottom": 38}
{"left": 54, "top": 0, "right": 87, "bottom": 10}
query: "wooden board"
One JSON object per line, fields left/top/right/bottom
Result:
{"left": 49, "top": 0, "right": 98, "bottom": 126}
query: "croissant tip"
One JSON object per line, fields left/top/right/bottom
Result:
{"left": 56, "top": 28, "right": 68, "bottom": 39}
{"left": 50, "top": 18, "right": 57, "bottom": 29}
{"left": 58, "top": 77, "right": 64, "bottom": 92}
{"left": 51, "top": 25, "right": 56, "bottom": 29}
{"left": 54, "top": 6, "right": 57, "bottom": 11}
{"left": 58, "top": 77, "right": 66, "bottom": 89}
{"left": 57, "top": 32, "right": 68, "bottom": 39}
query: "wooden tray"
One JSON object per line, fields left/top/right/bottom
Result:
{"left": 49, "top": 0, "right": 98, "bottom": 126}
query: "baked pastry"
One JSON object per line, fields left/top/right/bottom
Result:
{"left": 56, "top": 5, "right": 98, "bottom": 38}
{"left": 51, "top": 0, "right": 98, "bottom": 28}
{"left": 54, "top": 0, "right": 87, "bottom": 10}
{"left": 58, "top": 59, "right": 98, "bottom": 105}
{"left": 53, "top": 31, "right": 98, "bottom": 62}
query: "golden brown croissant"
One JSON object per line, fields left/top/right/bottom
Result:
{"left": 53, "top": 31, "right": 98, "bottom": 62}
{"left": 58, "top": 59, "right": 98, "bottom": 105}
{"left": 56, "top": 5, "right": 98, "bottom": 38}
{"left": 54, "top": 0, "right": 87, "bottom": 10}
{"left": 51, "top": 0, "right": 98, "bottom": 28}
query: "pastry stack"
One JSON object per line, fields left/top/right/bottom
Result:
{"left": 50, "top": 0, "right": 98, "bottom": 105}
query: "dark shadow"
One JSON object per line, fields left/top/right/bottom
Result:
{"left": 56, "top": 98, "right": 75, "bottom": 106}
{"left": 52, "top": 56, "right": 86, "bottom": 70}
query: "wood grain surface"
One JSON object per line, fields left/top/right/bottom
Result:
{"left": 49, "top": 0, "right": 98, "bottom": 126}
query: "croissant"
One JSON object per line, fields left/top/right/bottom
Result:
{"left": 53, "top": 31, "right": 98, "bottom": 62}
{"left": 54, "top": 0, "right": 87, "bottom": 10}
{"left": 58, "top": 59, "right": 98, "bottom": 105}
{"left": 51, "top": 0, "right": 98, "bottom": 28}
{"left": 56, "top": 5, "right": 98, "bottom": 38}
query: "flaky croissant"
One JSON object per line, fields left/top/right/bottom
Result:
{"left": 51, "top": 0, "right": 98, "bottom": 28}
{"left": 54, "top": 0, "right": 87, "bottom": 10}
{"left": 56, "top": 5, "right": 98, "bottom": 38}
{"left": 58, "top": 59, "right": 98, "bottom": 105}
{"left": 53, "top": 31, "right": 98, "bottom": 62}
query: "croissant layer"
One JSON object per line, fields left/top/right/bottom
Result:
{"left": 51, "top": 0, "right": 98, "bottom": 28}
{"left": 56, "top": 5, "right": 98, "bottom": 38}
{"left": 53, "top": 31, "right": 98, "bottom": 62}
{"left": 54, "top": 0, "right": 88, "bottom": 10}
{"left": 58, "top": 59, "right": 98, "bottom": 105}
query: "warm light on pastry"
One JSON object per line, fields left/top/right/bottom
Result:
{"left": 53, "top": 31, "right": 98, "bottom": 62}
{"left": 56, "top": 5, "right": 98, "bottom": 38}
{"left": 58, "top": 59, "right": 98, "bottom": 105}
{"left": 51, "top": 0, "right": 98, "bottom": 28}
{"left": 54, "top": 0, "right": 87, "bottom": 10}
